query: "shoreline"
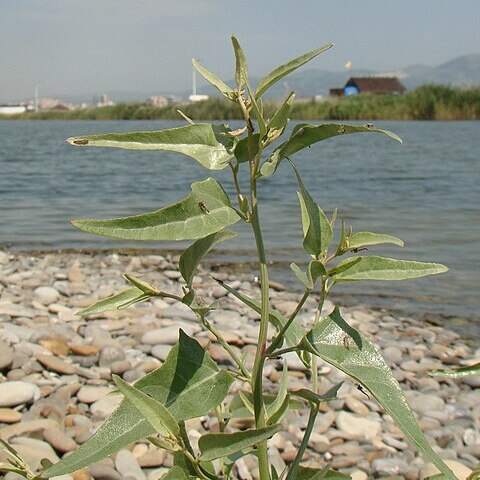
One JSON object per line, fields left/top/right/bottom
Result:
{"left": 2, "top": 248, "right": 477, "bottom": 345}
{"left": 0, "top": 249, "right": 479, "bottom": 479}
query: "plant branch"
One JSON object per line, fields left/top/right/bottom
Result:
{"left": 201, "top": 315, "right": 251, "bottom": 379}
{"left": 266, "top": 288, "right": 311, "bottom": 356}
{"left": 286, "top": 403, "right": 318, "bottom": 480}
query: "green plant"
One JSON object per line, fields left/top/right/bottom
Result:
{"left": 2, "top": 37, "right": 457, "bottom": 480}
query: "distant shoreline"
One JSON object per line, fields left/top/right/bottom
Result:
{"left": 2, "top": 85, "right": 479, "bottom": 122}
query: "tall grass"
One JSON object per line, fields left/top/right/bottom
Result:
{"left": 5, "top": 85, "right": 480, "bottom": 121}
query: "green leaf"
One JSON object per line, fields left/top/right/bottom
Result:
{"left": 297, "top": 191, "right": 333, "bottom": 258}
{"left": 261, "top": 123, "right": 402, "bottom": 176}
{"left": 179, "top": 230, "right": 237, "bottom": 287}
{"left": 228, "top": 393, "right": 302, "bottom": 420}
{"left": 112, "top": 375, "right": 179, "bottom": 438}
{"left": 267, "top": 393, "right": 291, "bottom": 426}
{"left": 234, "top": 133, "right": 260, "bottom": 164}
{"left": 290, "top": 260, "right": 326, "bottom": 290}
{"left": 292, "top": 382, "right": 343, "bottom": 406}
{"left": 231, "top": 35, "right": 248, "bottom": 88}
{"left": 348, "top": 232, "right": 404, "bottom": 249}
{"left": 72, "top": 177, "right": 241, "bottom": 241}
{"left": 160, "top": 466, "right": 189, "bottom": 480}
{"left": 289, "top": 160, "right": 332, "bottom": 257}
{"left": 327, "top": 257, "right": 362, "bottom": 277}
{"left": 297, "top": 466, "right": 351, "bottom": 480}
{"left": 43, "top": 331, "right": 233, "bottom": 477}
{"left": 332, "top": 256, "right": 448, "bottom": 282}
{"left": 123, "top": 274, "right": 159, "bottom": 295}
{"left": 172, "top": 451, "right": 198, "bottom": 477}
{"left": 246, "top": 82, "right": 267, "bottom": 138}
{"left": 77, "top": 287, "right": 147, "bottom": 316}
{"left": 334, "top": 219, "right": 350, "bottom": 256}
{"left": 238, "top": 391, "right": 255, "bottom": 415}
{"left": 255, "top": 43, "right": 334, "bottom": 98}
{"left": 67, "top": 123, "right": 235, "bottom": 170}
{"left": 290, "top": 262, "right": 312, "bottom": 289}
{"left": 301, "top": 307, "right": 456, "bottom": 480}
{"left": 429, "top": 362, "right": 480, "bottom": 378}
{"left": 298, "top": 192, "right": 333, "bottom": 257}
{"left": 192, "top": 58, "right": 236, "bottom": 101}
{"left": 199, "top": 425, "right": 281, "bottom": 461}
{"left": 267, "top": 363, "right": 288, "bottom": 419}
{"left": 264, "top": 92, "right": 295, "bottom": 144}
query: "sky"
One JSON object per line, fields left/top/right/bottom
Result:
{"left": 1, "top": 0, "right": 480, "bottom": 102}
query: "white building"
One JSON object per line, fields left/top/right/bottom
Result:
{"left": 0, "top": 104, "right": 27, "bottom": 115}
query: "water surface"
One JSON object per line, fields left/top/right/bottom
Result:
{"left": 1, "top": 120, "right": 478, "bottom": 337}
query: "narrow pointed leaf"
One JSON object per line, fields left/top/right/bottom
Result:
{"left": 255, "top": 43, "right": 334, "bottom": 98}
{"left": 327, "top": 257, "right": 362, "bottom": 277}
{"left": 238, "top": 391, "right": 255, "bottom": 415}
{"left": 199, "top": 424, "right": 281, "bottom": 461}
{"left": 290, "top": 261, "right": 325, "bottom": 290}
{"left": 292, "top": 382, "right": 343, "bottom": 406}
{"left": 160, "top": 466, "right": 189, "bottom": 480}
{"left": 289, "top": 160, "right": 333, "bottom": 256}
{"left": 348, "top": 232, "right": 404, "bottom": 249}
{"left": 334, "top": 219, "right": 349, "bottom": 256}
{"left": 301, "top": 307, "right": 455, "bottom": 480}
{"left": 290, "top": 262, "right": 313, "bottom": 289}
{"left": 124, "top": 274, "right": 158, "bottom": 294}
{"left": 179, "top": 230, "right": 237, "bottom": 287}
{"left": 228, "top": 393, "right": 302, "bottom": 420}
{"left": 264, "top": 92, "right": 295, "bottom": 144}
{"left": 72, "top": 178, "right": 240, "bottom": 241}
{"left": 261, "top": 123, "right": 402, "bottom": 176}
{"left": 112, "top": 375, "right": 179, "bottom": 437}
{"left": 429, "top": 362, "right": 480, "bottom": 378}
{"left": 67, "top": 123, "right": 235, "bottom": 170}
{"left": 232, "top": 35, "right": 248, "bottom": 88}
{"left": 77, "top": 287, "right": 146, "bottom": 316}
{"left": 333, "top": 256, "right": 448, "bottom": 282}
{"left": 246, "top": 82, "right": 267, "bottom": 138}
{"left": 267, "top": 363, "right": 288, "bottom": 418}
{"left": 43, "top": 331, "right": 233, "bottom": 477}
{"left": 192, "top": 58, "right": 236, "bottom": 101}
{"left": 267, "top": 393, "right": 291, "bottom": 426}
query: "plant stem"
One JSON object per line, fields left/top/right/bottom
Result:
{"left": 311, "top": 355, "right": 319, "bottom": 393}
{"left": 311, "top": 281, "right": 328, "bottom": 392}
{"left": 249, "top": 200, "right": 271, "bottom": 480}
{"left": 286, "top": 403, "right": 318, "bottom": 480}
{"left": 237, "top": 85, "right": 270, "bottom": 480}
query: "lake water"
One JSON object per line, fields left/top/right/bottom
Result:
{"left": 1, "top": 120, "right": 479, "bottom": 338}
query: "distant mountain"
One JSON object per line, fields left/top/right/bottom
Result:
{"left": 13, "top": 53, "right": 478, "bottom": 105}
{"left": 194, "top": 53, "right": 480, "bottom": 98}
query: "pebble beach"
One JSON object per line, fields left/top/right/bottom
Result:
{"left": 0, "top": 250, "right": 479, "bottom": 480}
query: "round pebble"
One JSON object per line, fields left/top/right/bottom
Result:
{"left": 33, "top": 286, "right": 60, "bottom": 306}
{"left": 0, "top": 381, "right": 41, "bottom": 407}
{"left": 0, "top": 408, "right": 22, "bottom": 423}
{"left": 336, "top": 411, "right": 381, "bottom": 439}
